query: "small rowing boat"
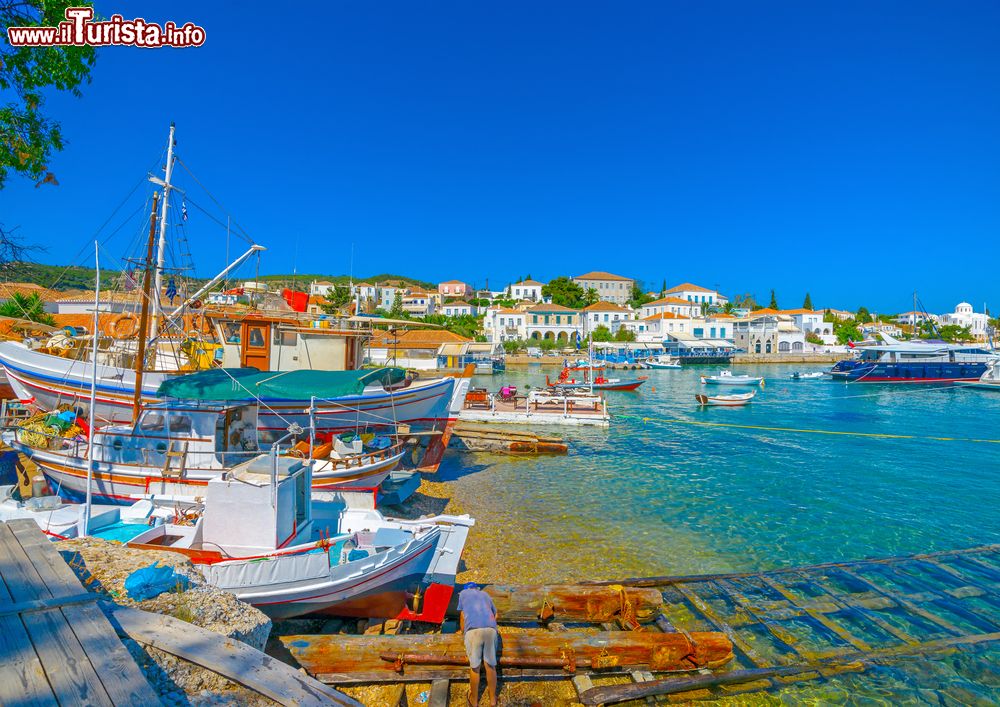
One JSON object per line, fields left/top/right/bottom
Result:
{"left": 695, "top": 391, "right": 756, "bottom": 406}
{"left": 700, "top": 370, "right": 763, "bottom": 386}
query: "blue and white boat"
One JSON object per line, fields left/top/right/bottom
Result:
{"left": 829, "top": 334, "right": 998, "bottom": 383}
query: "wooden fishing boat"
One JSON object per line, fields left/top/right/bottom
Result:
{"left": 696, "top": 390, "right": 756, "bottom": 406}
{"left": 547, "top": 371, "right": 647, "bottom": 391}
{"left": 9, "top": 400, "right": 406, "bottom": 503}
{"left": 700, "top": 370, "right": 763, "bottom": 386}
{"left": 127, "top": 454, "right": 473, "bottom": 621}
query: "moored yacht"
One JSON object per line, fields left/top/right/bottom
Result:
{"left": 829, "top": 334, "right": 998, "bottom": 383}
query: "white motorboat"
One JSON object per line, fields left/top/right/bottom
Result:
{"left": 700, "top": 370, "right": 764, "bottom": 386}
{"left": 126, "top": 454, "right": 473, "bottom": 621}
{"left": 646, "top": 355, "right": 682, "bottom": 369}
{"left": 789, "top": 371, "right": 825, "bottom": 380}
{"left": 695, "top": 391, "right": 756, "bottom": 406}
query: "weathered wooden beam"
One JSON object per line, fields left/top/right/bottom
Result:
{"left": 281, "top": 630, "right": 733, "bottom": 683}
{"left": 474, "top": 583, "right": 663, "bottom": 624}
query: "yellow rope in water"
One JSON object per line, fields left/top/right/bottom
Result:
{"left": 627, "top": 415, "right": 1000, "bottom": 444}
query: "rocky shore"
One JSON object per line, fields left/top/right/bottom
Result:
{"left": 59, "top": 536, "right": 276, "bottom": 706}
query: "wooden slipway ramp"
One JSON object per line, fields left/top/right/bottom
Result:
{"left": 0, "top": 518, "right": 160, "bottom": 706}
{"left": 581, "top": 543, "right": 1000, "bottom": 704}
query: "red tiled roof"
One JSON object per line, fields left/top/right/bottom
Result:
{"left": 665, "top": 283, "right": 714, "bottom": 294}
{"left": 644, "top": 296, "right": 692, "bottom": 307}
{"left": 583, "top": 301, "right": 630, "bottom": 312}
{"left": 573, "top": 271, "right": 632, "bottom": 282}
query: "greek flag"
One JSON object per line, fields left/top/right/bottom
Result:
{"left": 181, "top": 199, "right": 188, "bottom": 221}
{"left": 165, "top": 277, "right": 177, "bottom": 302}
{"left": 575, "top": 331, "right": 582, "bottom": 350}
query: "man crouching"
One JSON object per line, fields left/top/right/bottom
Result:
{"left": 458, "top": 582, "right": 499, "bottom": 707}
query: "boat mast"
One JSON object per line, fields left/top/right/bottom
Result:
{"left": 132, "top": 192, "right": 160, "bottom": 421}
{"left": 82, "top": 240, "right": 100, "bottom": 537}
{"left": 151, "top": 122, "right": 177, "bottom": 335}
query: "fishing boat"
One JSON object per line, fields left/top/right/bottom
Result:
{"left": 126, "top": 453, "right": 473, "bottom": 621}
{"left": 645, "top": 355, "right": 681, "bottom": 369}
{"left": 546, "top": 371, "right": 647, "bottom": 392}
{"left": 960, "top": 360, "right": 1000, "bottom": 391}
{"left": 700, "top": 370, "right": 764, "bottom": 386}
{"left": 695, "top": 391, "right": 756, "bottom": 406}
{"left": 789, "top": 371, "right": 825, "bottom": 380}
{"left": 9, "top": 399, "right": 406, "bottom": 503}
{"left": 829, "top": 334, "right": 998, "bottom": 383}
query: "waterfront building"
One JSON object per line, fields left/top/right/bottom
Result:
{"left": 640, "top": 296, "right": 701, "bottom": 319}
{"left": 510, "top": 279, "right": 545, "bottom": 302}
{"left": 733, "top": 314, "right": 805, "bottom": 355}
{"left": 482, "top": 307, "right": 527, "bottom": 343}
{"left": 524, "top": 303, "right": 583, "bottom": 344}
{"left": 438, "top": 280, "right": 472, "bottom": 299}
{"left": 582, "top": 301, "right": 634, "bottom": 335}
{"left": 781, "top": 309, "right": 833, "bottom": 339}
{"left": 939, "top": 302, "right": 990, "bottom": 340}
{"left": 572, "top": 271, "right": 634, "bottom": 305}
{"left": 894, "top": 311, "right": 940, "bottom": 327}
{"left": 662, "top": 283, "right": 728, "bottom": 306}
{"left": 441, "top": 300, "right": 477, "bottom": 317}
{"left": 366, "top": 328, "right": 471, "bottom": 370}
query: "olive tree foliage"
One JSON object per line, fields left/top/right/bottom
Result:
{"left": 1, "top": 0, "right": 96, "bottom": 189}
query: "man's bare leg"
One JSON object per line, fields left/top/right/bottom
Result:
{"left": 468, "top": 667, "right": 480, "bottom": 706}
{"left": 485, "top": 663, "right": 498, "bottom": 706}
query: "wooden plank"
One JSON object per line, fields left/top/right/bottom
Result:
{"left": 672, "top": 583, "right": 770, "bottom": 668}
{"left": 572, "top": 674, "right": 595, "bottom": 699}
{"left": 0, "top": 591, "right": 97, "bottom": 618}
{"left": 475, "top": 583, "right": 663, "bottom": 624}
{"left": 755, "top": 576, "right": 873, "bottom": 653}
{"left": 0, "top": 521, "right": 116, "bottom": 706}
{"left": 429, "top": 678, "right": 450, "bottom": 707}
{"left": 10, "top": 521, "right": 161, "bottom": 707}
{"left": 0, "top": 524, "right": 56, "bottom": 707}
{"left": 111, "top": 606, "right": 362, "bottom": 707}
{"left": 837, "top": 567, "right": 967, "bottom": 636}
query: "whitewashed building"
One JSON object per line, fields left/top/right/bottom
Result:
{"left": 640, "top": 297, "right": 701, "bottom": 319}
{"left": 524, "top": 303, "right": 583, "bottom": 344}
{"left": 482, "top": 307, "right": 528, "bottom": 343}
{"left": 510, "top": 279, "right": 544, "bottom": 302}
{"left": 732, "top": 315, "right": 805, "bottom": 355}
{"left": 940, "top": 302, "right": 990, "bottom": 340}
{"left": 582, "top": 301, "right": 634, "bottom": 335}
{"left": 894, "top": 311, "right": 940, "bottom": 327}
{"left": 440, "top": 300, "right": 477, "bottom": 317}
{"left": 662, "top": 283, "right": 728, "bottom": 306}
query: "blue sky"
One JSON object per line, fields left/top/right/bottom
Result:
{"left": 3, "top": 0, "right": 999, "bottom": 313}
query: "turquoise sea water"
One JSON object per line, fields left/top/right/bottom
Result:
{"left": 438, "top": 363, "right": 1000, "bottom": 704}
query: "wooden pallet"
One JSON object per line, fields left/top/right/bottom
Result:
{"left": 0, "top": 519, "right": 161, "bottom": 706}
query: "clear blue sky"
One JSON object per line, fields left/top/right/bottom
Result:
{"left": 3, "top": 0, "right": 1000, "bottom": 313}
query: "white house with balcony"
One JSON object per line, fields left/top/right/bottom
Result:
{"left": 524, "top": 303, "right": 583, "bottom": 344}
{"left": 402, "top": 290, "right": 435, "bottom": 317}
{"left": 662, "top": 283, "right": 728, "bottom": 306}
{"left": 939, "top": 302, "right": 990, "bottom": 340}
{"left": 482, "top": 307, "right": 527, "bottom": 343}
{"left": 732, "top": 314, "right": 805, "bottom": 355}
{"left": 510, "top": 279, "right": 544, "bottom": 302}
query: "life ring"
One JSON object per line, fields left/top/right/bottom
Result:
{"left": 109, "top": 313, "right": 140, "bottom": 338}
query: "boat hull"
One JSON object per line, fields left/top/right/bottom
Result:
{"left": 0, "top": 341, "right": 455, "bottom": 436}
{"left": 829, "top": 360, "right": 989, "bottom": 382}
{"left": 696, "top": 393, "right": 754, "bottom": 406}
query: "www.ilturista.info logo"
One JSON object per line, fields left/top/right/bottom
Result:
{"left": 6, "top": 7, "right": 205, "bottom": 48}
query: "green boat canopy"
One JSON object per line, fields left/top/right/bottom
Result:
{"left": 156, "top": 367, "right": 408, "bottom": 401}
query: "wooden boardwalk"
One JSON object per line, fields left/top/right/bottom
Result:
{"left": 0, "top": 519, "right": 161, "bottom": 706}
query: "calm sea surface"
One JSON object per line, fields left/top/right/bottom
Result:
{"left": 437, "top": 363, "right": 1000, "bottom": 704}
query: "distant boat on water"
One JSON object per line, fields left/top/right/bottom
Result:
{"left": 700, "top": 370, "right": 764, "bottom": 386}
{"left": 696, "top": 390, "right": 756, "bottom": 406}
{"left": 646, "top": 355, "right": 681, "bottom": 369}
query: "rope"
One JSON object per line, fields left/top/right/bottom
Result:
{"left": 623, "top": 414, "right": 1000, "bottom": 445}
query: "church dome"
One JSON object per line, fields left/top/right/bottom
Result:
{"left": 956, "top": 302, "right": 973, "bottom": 313}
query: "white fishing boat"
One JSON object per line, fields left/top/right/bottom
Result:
{"left": 789, "top": 371, "right": 825, "bottom": 380}
{"left": 700, "top": 370, "right": 764, "bottom": 386}
{"left": 126, "top": 453, "right": 473, "bottom": 621}
{"left": 9, "top": 400, "right": 406, "bottom": 503}
{"left": 646, "top": 355, "right": 682, "bottom": 369}
{"left": 961, "top": 360, "right": 1000, "bottom": 391}
{"left": 695, "top": 391, "right": 756, "bottom": 406}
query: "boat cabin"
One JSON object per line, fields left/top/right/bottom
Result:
{"left": 208, "top": 311, "right": 366, "bottom": 372}
{"left": 92, "top": 401, "right": 260, "bottom": 471}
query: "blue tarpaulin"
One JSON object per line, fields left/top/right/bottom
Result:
{"left": 124, "top": 562, "right": 190, "bottom": 601}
